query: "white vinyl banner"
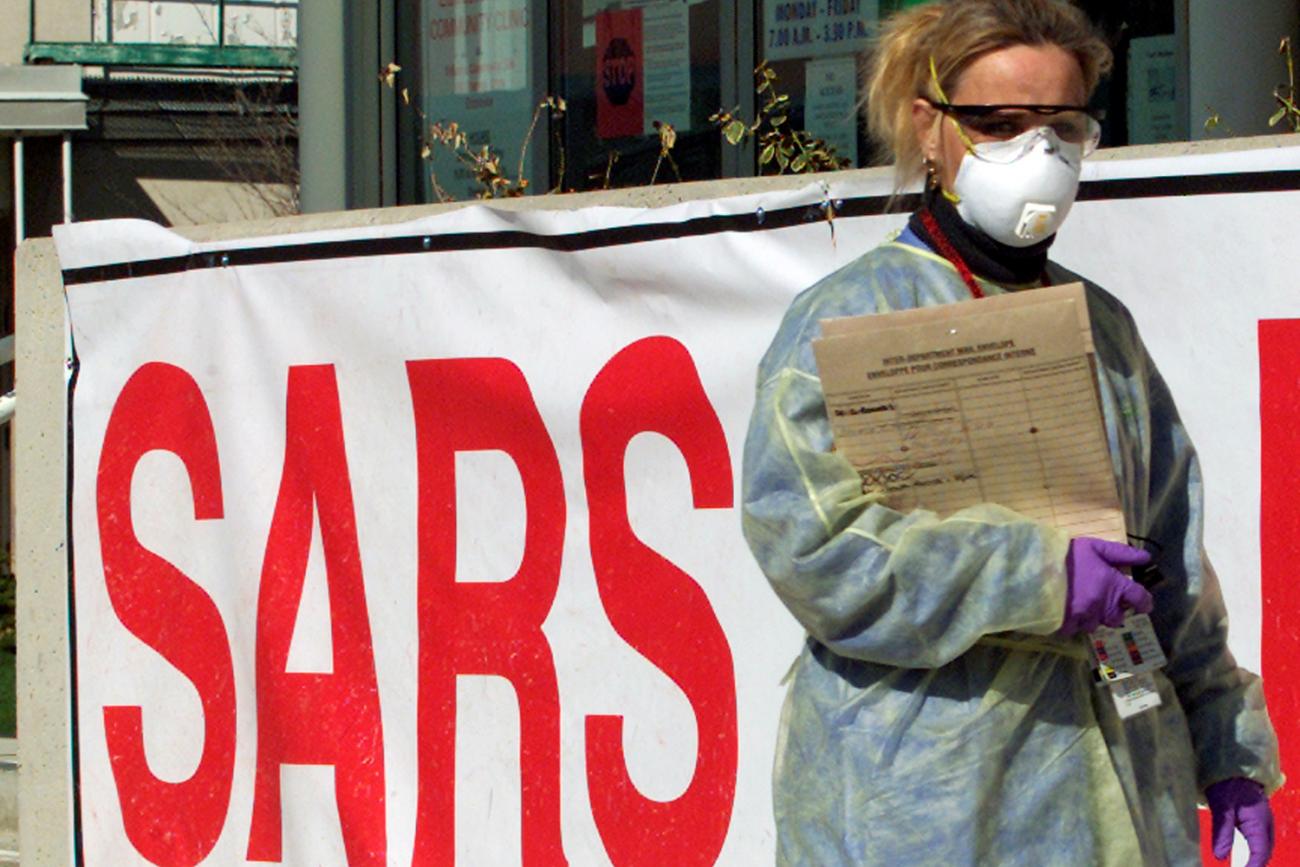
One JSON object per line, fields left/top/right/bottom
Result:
{"left": 56, "top": 143, "right": 1300, "bottom": 865}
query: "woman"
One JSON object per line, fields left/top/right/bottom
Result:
{"left": 740, "top": 1, "right": 1282, "bottom": 864}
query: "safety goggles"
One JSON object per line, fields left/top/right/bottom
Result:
{"left": 926, "top": 99, "right": 1104, "bottom": 160}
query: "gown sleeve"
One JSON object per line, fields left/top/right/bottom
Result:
{"left": 740, "top": 288, "right": 1072, "bottom": 669}
{"left": 1139, "top": 352, "right": 1285, "bottom": 794}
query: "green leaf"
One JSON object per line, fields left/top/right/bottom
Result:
{"left": 791, "top": 153, "right": 809, "bottom": 172}
{"left": 1270, "top": 106, "right": 1288, "bottom": 126}
{"left": 724, "top": 120, "right": 747, "bottom": 144}
{"left": 770, "top": 114, "right": 786, "bottom": 127}
{"left": 759, "top": 142, "right": 776, "bottom": 164}
{"left": 776, "top": 151, "right": 790, "bottom": 171}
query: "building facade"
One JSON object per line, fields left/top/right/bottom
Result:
{"left": 4, "top": 0, "right": 299, "bottom": 242}
{"left": 304, "top": 0, "right": 1300, "bottom": 211}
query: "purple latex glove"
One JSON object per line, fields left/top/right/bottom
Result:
{"left": 1207, "top": 778, "right": 1274, "bottom": 867}
{"left": 1058, "top": 538, "right": 1154, "bottom": 637}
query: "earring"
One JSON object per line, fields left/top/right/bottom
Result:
{"left": 923, "top": 156, "right": 940, "bottom": 189}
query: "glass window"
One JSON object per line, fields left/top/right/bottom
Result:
{"left": 1077, "top": 0, "right": 1181, "bottom": 147}
{"left": 394, "top": 0, "right": 1192, "bottom": 201}
{"left": 754, "top": 0, "right": 879, "bottom": 170}
{"left": 94, "top": 0, "right": 298, "bottom": 47}
{"left": 553, "top": 0, "right": 725, "bottom": 191}
{"left": 410, "top": 0, "right": 549, "bottom": 201}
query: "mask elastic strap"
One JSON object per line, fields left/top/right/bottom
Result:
{"left": 929, "top": 57, "right": 978, "bottom": 154}
{"left": 927, "top": 57, "right": 966, "bottom": 204}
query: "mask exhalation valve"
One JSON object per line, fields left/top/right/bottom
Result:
{"left": 1015, "top": 203, "right": 1058, "bottom": 241}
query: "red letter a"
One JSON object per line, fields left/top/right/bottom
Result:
{"left": 97, "top": 363, "right": 235, "bottom": 867}
{"left": 246, "top": 365, "right": 386, "bottom": 865}
{"left": 407, "top": 358, "right": 566, "bottom": 865}
{"left": 580, "top": 337, "right": 738, "bottom": 866}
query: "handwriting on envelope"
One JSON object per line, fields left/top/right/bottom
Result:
{"left": 812, "top": 283, "right": 1125, "bottom": 542}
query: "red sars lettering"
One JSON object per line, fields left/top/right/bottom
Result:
{"left": 93, "top": 337, "right": 738, "bottom": 865}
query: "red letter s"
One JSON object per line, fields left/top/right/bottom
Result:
{"left": 96, "top": 363, "right": 235, "bottom": 866}
{"left": 580, "top": 337, "right": 738, "bottom": 866}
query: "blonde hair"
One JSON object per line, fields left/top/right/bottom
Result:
{"left": 864, "top": 0, "right": 1113, "bottom": 185}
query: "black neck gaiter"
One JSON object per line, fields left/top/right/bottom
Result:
{"left": 907, "top": 185, "right": 1054, "bottom": 286}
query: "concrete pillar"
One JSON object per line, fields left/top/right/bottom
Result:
{"left": 298, "top": 0, "right": 348, "bottom": 212}
{"left": 14, "top": 237, "right": 73, "bottom": 867}
{"left": 299, "top": 0, "right": 397, "bottom": 212}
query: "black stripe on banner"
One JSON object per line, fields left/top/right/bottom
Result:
{"left": 61, "top": 168, "right": 1300, "bottom": 286}
{"left": 61, "top": 197, "right": 851, "bottom": 286}
{"left": 1077, "top": 168, "right": 1300, "bottom": 200}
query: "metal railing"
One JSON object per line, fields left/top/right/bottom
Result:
{"left": 25, "top": 0, "right": 297, "bottom": 70}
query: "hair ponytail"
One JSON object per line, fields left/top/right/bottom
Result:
{"left": 864, "top": 4, "right": 948, "bottom": 185}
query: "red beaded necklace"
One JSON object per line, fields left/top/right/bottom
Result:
{"left": 918, "top": 207, "right": 985, "bottom": 300}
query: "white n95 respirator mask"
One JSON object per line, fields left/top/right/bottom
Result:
{"left": 951, "top": 126, "right": 1084, "bottom": 248}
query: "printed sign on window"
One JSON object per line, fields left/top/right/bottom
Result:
{"left": 763, "top": 0, "right": 879, "bottom": 63}
{"left": 596, "top": 8, "right": 644, "bottom": 139}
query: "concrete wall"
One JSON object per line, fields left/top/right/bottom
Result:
{"left": 28, "top": 0, "right": 91, "bottom": 44}
{"left": 0, "top": 0, "right": 32, "bottom": 65}
{"left": 14, "top": 132, "right": 1300, "bottom": 865}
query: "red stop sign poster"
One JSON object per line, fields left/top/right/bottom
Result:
{"left": 595, "top": 8, "right": 644, "bottom": 139}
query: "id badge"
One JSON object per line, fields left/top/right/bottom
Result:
{"left": 1089, "top": 612, "right": 1168, "bottom": 682}
{"left": 1089, "top": 612, "right": 1167, "bottom": 719}
{"left": 1107, "top": 672, "right": 1163, "bottom": 719}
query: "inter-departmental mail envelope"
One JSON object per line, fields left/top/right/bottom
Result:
{"left": 812, "top": 283, "right": 1125, "bottom": 542}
